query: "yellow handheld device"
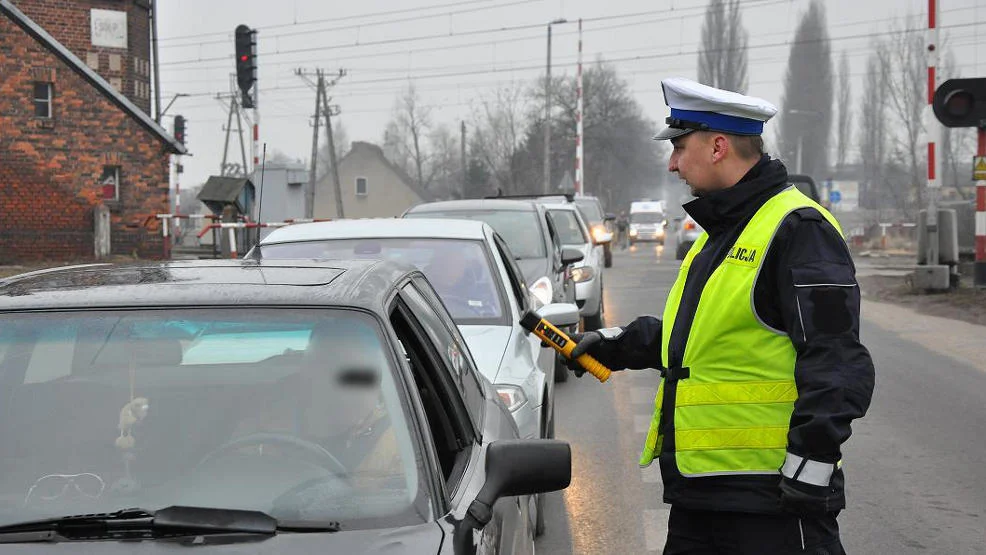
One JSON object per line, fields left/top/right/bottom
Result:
{"left": 520, "top": 311, "right": 612, "bottom": 383}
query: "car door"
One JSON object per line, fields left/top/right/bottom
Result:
{"left": 490, "top": 231, "right": 554, "bottom": 434}
{"left": 388, "top": 284, "right": 532, "bottom": 554}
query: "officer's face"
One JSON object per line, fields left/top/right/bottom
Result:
{"left": 668, "top": 132, "right": 717, "bottom": 197}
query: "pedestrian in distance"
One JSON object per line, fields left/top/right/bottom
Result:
{"left": 616, "top": 211, "right": 630, "bottom": 250}
{"left": 566, "top": 77, "right": 875, "bottom": 555}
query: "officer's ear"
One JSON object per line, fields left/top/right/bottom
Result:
{"left": 711, "top": 134, "right": 730, "bottom": 164}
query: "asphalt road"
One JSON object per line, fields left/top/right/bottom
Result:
{"left": 535, "top": 236, "right": 986, "bottom": 554}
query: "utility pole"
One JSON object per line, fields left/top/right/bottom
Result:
{"left": 543, "top": 18, "right": 566, "bottom": 195}
{"left": 297, "top": 68, "right": 346, "bottom": 219}
{"left": 217, "top": 81, "right": 250, "bottom": 178}
{"left": 150, "top": 0, "right": 162, "bottom": 123}
{"left": 461, "top": 121, "right": 467, "bottom": 199}
{"left": 574, "top": 18, "right": 584, "bottom": 197}
{"left": 322, "top": 70, "right": 346, "bottom": 219}
{"left": 303, "top": 70, "right": 323, "bottom": 219}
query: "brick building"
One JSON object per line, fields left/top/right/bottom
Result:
{"left": 0, "top": 0, "right": 184, "bottom": 263}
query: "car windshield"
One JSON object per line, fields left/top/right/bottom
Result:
{"left": 548, "top": 210, "right": 588, "bottom": 245}
{"left": 631, "top": 212, "right": 665, "bottom": 224}
{"left": 257, "top": 238, "right": 507, "bottom": 325}
{"left": 406, "top": 210, "right": 546, "bottom": 259}
{"left": 573, "top": 199, "right": 604, "bottom": 222}
{"left": 0, "top": 309, "right": 428, "bottom": 530}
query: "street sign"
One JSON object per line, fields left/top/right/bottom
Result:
{"left": 974, "top": 156, "right": 986, "bottom": 181}
{"left": 829, "top": 190, "right": 842, "bottom": 204}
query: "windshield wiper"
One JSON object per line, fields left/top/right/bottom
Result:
{"left": 0, "top": 506, "right": 340, "bottom": 543}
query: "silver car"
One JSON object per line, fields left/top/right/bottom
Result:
{"left": 541, "top": 203, "right": 606, "bottom": 331}
{"left": 675, "top": 213, "right": 704, "bottom": 260}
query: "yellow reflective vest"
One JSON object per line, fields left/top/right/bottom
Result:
{"left": 640, "top": 187, "right": 842, "bottom": 477}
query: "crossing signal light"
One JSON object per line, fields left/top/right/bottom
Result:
{"left": 173, "top": 115, "right": 186, "bottom": 144}
{"left": 235, "top": 24, "right": 257, "bottom": 109}
{"left": 932, "top": 78, "right": 986, "bottom": 128}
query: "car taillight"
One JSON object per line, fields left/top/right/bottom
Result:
{"left": 684, "top": 221, "right": 696, "bottom": 230}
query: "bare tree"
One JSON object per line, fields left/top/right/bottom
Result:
{"left": 858, "top": 47, "right": 891, "bottom": 209}
{"left": 779, "top": 0, "right": 833, "bottom": 177}
{"left": 878, "top": 16, "right": 925, "bottom": 210}
{"left": 427, "top": 124, "right": 462, "bottom": 200}
{"left": 835, "top": 50, "right": 851, "bottom": 169}
{"left": 383, "top": 82, "right": 432, "bottom": 190}
{"left": 470, "top": 83, "right": 528, "bottom": 195}
{"left": 698, "top": 0, "right": 749, "bottom": 93}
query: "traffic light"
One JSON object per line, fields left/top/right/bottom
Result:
{"left": 173, "top": 114, "right": 186, "bottom": 144}
{"left": 235, "top": 24, "right": 257, "bottom": 109}
{"left": 932, "top": 78, "right": 986, "bottom": 128}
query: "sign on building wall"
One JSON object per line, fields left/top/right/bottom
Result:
{"left": 91, "top": 9, "right": 127, "bottom": 49}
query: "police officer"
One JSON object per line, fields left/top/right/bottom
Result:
{"left": 567, "top": 78, "right": 875, "bottom": 554}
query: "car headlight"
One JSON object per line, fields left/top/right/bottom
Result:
{"left": 571, "top": 266, "right": 595, "bottom": 283}
{"left": 629, "top": 228, "right": 638, "bottom": 237}
{"left": 591, "top": 225, "right": 612, "bottom": 243}
{"left": 529, "top": 276, "right": 553, "bottom": 306}
{"left": 495, "top": 384, "right": 528, "bottom": 412}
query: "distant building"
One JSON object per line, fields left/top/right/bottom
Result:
{"left": 0, "top": 0, "right": 184, "bottom": 263}
{"left": 252, "top": 160, "right": 309, "bottom": 233}
{"left": 314, "top": 142, "right": 431, "bottom": 219}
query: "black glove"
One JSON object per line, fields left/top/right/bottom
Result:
{"left": 779, "top": 477, "right": 835, "bottom": 517}
{"left": 565, "top": 331, "right": 604, "bottom": 377}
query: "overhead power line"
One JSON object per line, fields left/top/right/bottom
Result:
{"left": 158, "top": 0, "right": 792, "bottom": 67}
{"left": 158, "top": 0, "right": 544, "bottom": 50}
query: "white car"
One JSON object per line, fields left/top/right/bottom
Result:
{"left": 541, "top": 203, "right": 605, "bottom": 330}
{"left": 675, "top": 214, "right": 704, "bottom": 260}
{"left": 249, "top": 219, "right": 579, "bottom": 447}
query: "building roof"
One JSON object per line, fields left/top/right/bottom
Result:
{"left": 332, "top": 142, "right": 433, "bottom": 202}
{"left": 260, "top": 218, "right": 490, "bottom": 245}
{"left": 0, "top": 259, "right": 415, "bottom": 312}
{"left": 0, "top": 0, "right": 186, "bottom": 155}
{"left": 198, "top": 176, "right": 254, "bottom": 204}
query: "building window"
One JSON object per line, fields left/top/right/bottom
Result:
{"left": 33, "top": 82, "right": 53, "bottom": 118}
{"left": 355, "top": 177, "right": 368, "bottom": 196}
{"left": 100, "top": 166, "right": 121, "bottom": 201}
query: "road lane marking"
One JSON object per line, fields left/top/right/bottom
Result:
{"left": 642, "top": 508, "right": 671, "bottom": 552}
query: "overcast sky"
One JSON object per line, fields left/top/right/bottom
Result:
{"left": 156, "top": 0, "right": 986, "bottom": 192}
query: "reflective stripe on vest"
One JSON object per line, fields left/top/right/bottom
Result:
{"left": 639, "top": 187, "right": 843, "bottom": 475}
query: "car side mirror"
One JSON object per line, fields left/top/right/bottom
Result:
{"left": 468, "top": 440, "right": 571, "bottom": 527}
{"left": 537, "top": 302, "right": 580, "bottom": 328}
{"left": 454, "top": 440, "right": 571, "bottom": 554}
{"left": 561, "top": 247, "right": 584, "bottom": 266}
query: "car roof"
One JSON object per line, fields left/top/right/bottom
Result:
{"left": 406, "top": 198, "right": 539, "bottom": 213}
{"left": 539, "top": 202, "right": 578, "bottom": 211}
{"left": 260, "top": 218, "right": 490, "bottom": 245}
{"left": 0, "top": 259, "right": 414, "bottom": 312}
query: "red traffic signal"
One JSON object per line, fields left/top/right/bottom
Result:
{"left": 173, "top": 115, "right": 186, "bottom": 145}
{"left": 933, "top": 78, "right": 986, "bottom": 128}
{"left": 234, "top": 24, "right": 257, "bottom": 108}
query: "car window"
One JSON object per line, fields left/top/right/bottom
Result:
{"left": 493, "top": 233, "right": 530, "bottom": 313}
{"left": 258, "top": 238, "right": 508, "bottom": 326}
{"left": 0, "top": 309, "right": 429, "bottom": 530}
{"left": 390, "top": 292, "right": 477, "bottom": 495}
{"left": 405, "top": 209, "right": 546, "bottom": 259}
{"left": 548, "top": 209, "right": 589, "bottom": 245}
{"left": 574, "top": 198, "right": 604, "bottom": 222}
{"left": 409, "top": 278, "right": 486, "bottom": 432}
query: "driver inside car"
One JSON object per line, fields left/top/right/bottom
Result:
{"left": 424, "top": 246, "right": 496, "bottom": 315}
{"left": 228, "top": 322, "right": 403, "bottom": 485}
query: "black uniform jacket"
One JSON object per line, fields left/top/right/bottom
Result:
{"left": 592, "top": 156, "right": 876, "bottom": 514}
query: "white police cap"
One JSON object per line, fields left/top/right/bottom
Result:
{"left": 654, "top": 77, "right": 778, "bottom": 140}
